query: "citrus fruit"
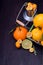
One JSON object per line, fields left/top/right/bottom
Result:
{"left": 26, "top": 31, "right": 32, "bottom": 38}
{"left": 42, "top": 28, "right": 43, "bottom": 34}
{"left": 33, "top": 14, "right": 43, "bottom": 28}
{"left": 29, "top": 47, "right": 34, "bottom": 53}
{"left": 13, "top": 26, "right": 28, "bottom": 40}
{"left": 22, "top": 39, "right": 32, "bottom": 49}
{"left": 26, "top": 2, "right": 37, "bottom": 11}
{"left": 32, "top": 28, "right": 42, "bottom": 41}
{"left": 40, "top": 41, "right": 43, "bottom": 46}
{"left": 15, "top": 41, "right": 21, "bottom": 48}
{"left": 17, "top": 39, "right": 22, "bottom": 44}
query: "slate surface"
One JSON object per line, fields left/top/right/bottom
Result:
{"left": 0, "top": 0, "right": 43, "bottom": 65}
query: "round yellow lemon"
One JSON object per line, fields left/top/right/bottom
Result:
{"left": 32, "top": 28, "right": 42, "bottom": 41}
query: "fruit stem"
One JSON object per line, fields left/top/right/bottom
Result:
{"left": 33, "top": 45, "right": 37, "bottom": 55}
{"left": 8, "top": 29, "right": 14, "bottom": 34}
{"left": 29, "top": 24, "right": 34, "bottom": 32}
{"left": 19, "top": 27, "right": 21, "bottom": 31}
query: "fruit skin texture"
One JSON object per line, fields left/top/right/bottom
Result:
{"left": 33, "top": 14, "right": 43, "bottom": 28}
{"left": 13, "top": 26, "right": 28, "bottom": 40}
{"left": 42, "top": 28, "right": 43, "bottom": 34}
{"left": 32, "top": 28, "right": 42, "bottom": 41}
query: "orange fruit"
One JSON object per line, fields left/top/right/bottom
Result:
{"left": 26, "top": 2, "right": 37, "bottom": 11}
{"left": 32, "top": 28, "right": 42, "bottom": 41}
{"left": 29, "top": 47, "right": 34, "bottom": 53}
{"left": 26, "top": 2, "right": 33, "bottom": 10}
{"left": 33, "top": 14, "right": 43, "bottom": 28}
{"left": 15, "top": 41, "right": 21, "bottom": 48}
{"left": 41, "top": 28, "right": 43, "bottom": 33}
{"left": 26, "top": 31, "right": 32, "bottom": 38}
{"left": 40, "top": 41, "right": 43, "bottom": 46}
{"left": 17, "top": 39, "right": 22, "bottom": 44}
{"left": 33, "top": 4, "right": 37, "bottom": 11}
{"left": 13, "top": 26, "right": 28, "bottom": 40}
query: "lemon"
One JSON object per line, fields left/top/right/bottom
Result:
{"left": 33, "top": 14, "right": 43, "bottom": 28}
{"left": 32, "top": 28, "right": 42, "bottom": 41}
{"left": 22, "top": 39, "right": 32, "bottom": 49}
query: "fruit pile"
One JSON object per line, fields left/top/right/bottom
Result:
{"left": 12, "top": 13, "right": 43, "bottom": 55}
{"left": 32, "top": 14, "right": 43, "bottom": 45}
{"left": 13, "top": 26, "right": 36, "bottom": 55}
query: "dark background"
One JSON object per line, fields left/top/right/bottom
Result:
{"left": 0, "top": 0, "right": 43, "bottom": 65}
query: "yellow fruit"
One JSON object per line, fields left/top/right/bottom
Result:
{"left": 26, "top": 31, "right": 32, "bottom": 38}
{"left": 17, "top": 39, "right": 22, "bottom": 44}
{"left": 29, "top": 47, "right": 34, "bottom": 52}
{"left": 33, "top": 14, "right": 43, "bottom": 28}
{"left": 32, "top": 28, "right": 42, "bottom": 41}
{"left": 41, "top": 28, "right": 43, "bottom": 34}
{"left": 40, "top": 41, "right": 43, "bottom": 46}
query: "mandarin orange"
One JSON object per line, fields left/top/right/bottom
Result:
{"left": 13, "top": 26, "right": 28, "bottom": 40}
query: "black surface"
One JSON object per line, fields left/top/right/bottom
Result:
{"left": 0, "top": 0, "right": 43, "bottom": 65}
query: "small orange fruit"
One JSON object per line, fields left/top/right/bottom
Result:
{"left": 26, "top": 31, "right": 32, "bottom": 38}
{"left": 15, "top": 41, "right": 21, "bottom": 48}
{"left": 17, "top": 39, "right": 22, "bottom": 44}
{"left": 40, "top": 41, "right": 43, "bottom": 46}
{"left": 29, "top": 47, "right": 34, "bottom": 53}
{"left": 33, "top": 4, "right": 37, "bottom": 11}
{"left": 13, "top": 26, "right": 28, "bottom": 40}
{"left": 32, "top": 28, "right": 42, "bottom": 41}
{"left": 33, "top": 14, "right": 43, "bottom": 28}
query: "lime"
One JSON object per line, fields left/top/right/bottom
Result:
{"left": 22, "top": 39, "right": 32, "bottom": 49}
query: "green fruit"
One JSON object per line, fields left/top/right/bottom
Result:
{"left": 22, "top": 39, "right": 32, "bottom": 49}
